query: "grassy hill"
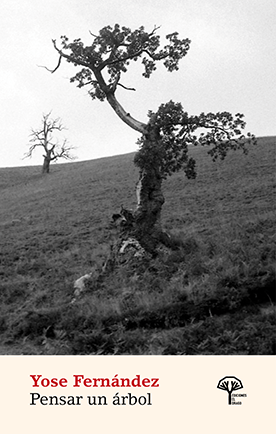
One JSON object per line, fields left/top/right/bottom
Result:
{"left": 0, "top": 136, "right": 275, "bottom": 355}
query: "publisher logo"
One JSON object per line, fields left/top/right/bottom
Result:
{"left": 217, "top": 376, "right": 247, "bottom": 405}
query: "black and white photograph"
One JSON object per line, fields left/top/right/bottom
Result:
{"left": 0, "top": 0, "right": 275, "bottom": 431}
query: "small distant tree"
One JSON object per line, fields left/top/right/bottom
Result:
{"left": 48, "top": 24, "right": 256, "bottom": 254}
{"left": 217, "top": 376, "right": 243, "bottom": 405}
{"left": 24, "top": 112, "right": 76, "bottom": 174}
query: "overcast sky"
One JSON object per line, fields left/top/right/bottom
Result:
{"left": 1, "top": 0, "right": 275, "bottom": 168}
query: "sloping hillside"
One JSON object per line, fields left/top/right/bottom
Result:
{"left": 0, "top": 137, "right": 275, "bottom": 354}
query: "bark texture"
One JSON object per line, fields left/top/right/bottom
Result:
{"left": 134, "top": 167, "right": 165, "bottom": 253}
{"left": 42, "top": 157, "right": 51, "bottom": 174}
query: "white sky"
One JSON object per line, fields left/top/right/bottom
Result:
{"left": 1, "top": 0, "right": 275, "bottom": 168}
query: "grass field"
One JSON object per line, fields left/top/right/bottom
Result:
{"left": 0, "top": 136, "right": 275, "bottom": 354}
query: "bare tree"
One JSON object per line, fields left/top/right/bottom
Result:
{"left": 24, "top": 112, "right": 76, "bottom": 174}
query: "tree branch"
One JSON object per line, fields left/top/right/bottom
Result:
{"left": 89, "top": 30, "right": 97, "bottom": 38}
{"left": 37, "top": 55, "right": 62, "bottom": 74}
{"left": 99, "top": 47, "right": 166, "bottom": 71}
{"left": 52, "top": 39, "right": 91, "bottom": 69}
{"left": 117, "top": 83, "right": 136, "bottom": 91}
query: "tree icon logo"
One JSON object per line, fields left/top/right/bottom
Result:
{"left": 217, "top": 376, "right": 243, "bottom": 405}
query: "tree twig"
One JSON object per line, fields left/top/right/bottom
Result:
{"left": 117, "top": 83, "right": 136, "bottom": 91}
{"left": 37, "top": 55, "right": 62, "bottom": 74}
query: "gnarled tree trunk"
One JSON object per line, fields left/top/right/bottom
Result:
{"left": 133, "top": 126, "right": 165, "bottom": 253}
{"left": 134, "top": 166, "right": 165, "bottom": 253}
{"left": 104, "top": 93, "right": 171, "bottom": 255}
